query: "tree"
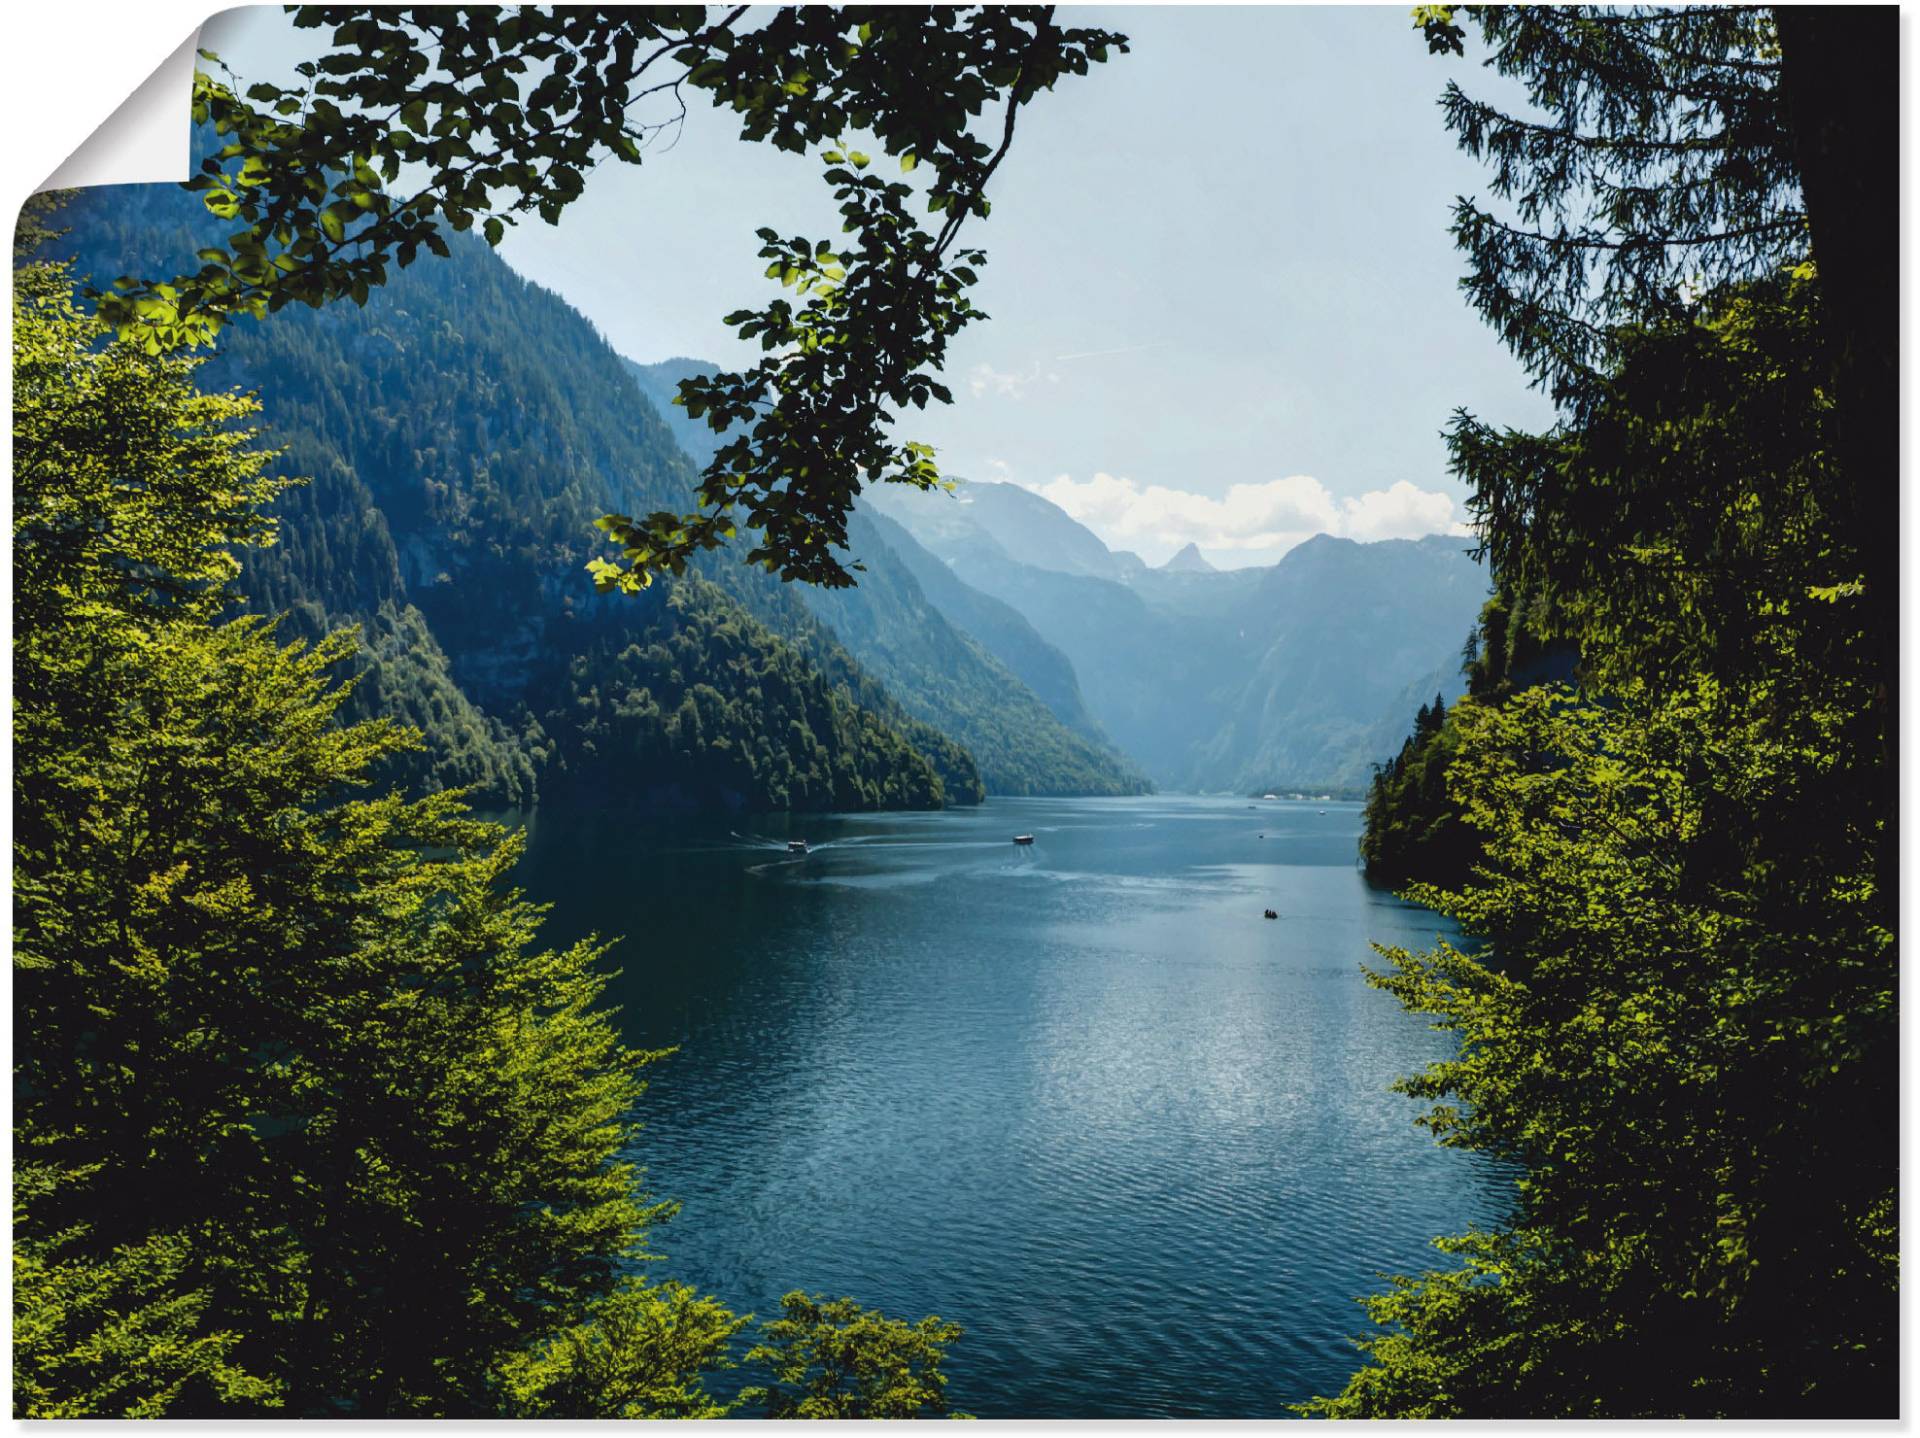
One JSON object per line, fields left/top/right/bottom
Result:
{"left": 93, "top": 6, "right": 1127, "bottom": 590}
{"left": 1415, "top": 4, "right": 1894, "bottom": 840}
{"left": 12, "top": 259, "right": 739, "bottom": 1416}
{"left": 739, "top": 1292, "right": 964, "bottom": 1419}
{"left": 13, "top": 1157, "right": 275, "bottom": 1417}
{"left": 1322, "top": 9, "right": 1895, "bottom": 1416}
{"left": 1313, "top": 679, "right": 1893, "bottom": 1417}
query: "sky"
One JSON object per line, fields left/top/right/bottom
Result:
{"left": 204, "top": 5, "right": 1558, "bottom": 568}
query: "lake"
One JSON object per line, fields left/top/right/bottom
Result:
{"left": 509, "top": 794, "right": 1509, "bottom": 1418}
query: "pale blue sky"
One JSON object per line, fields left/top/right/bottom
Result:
{"left": 203, "top": 5, "right": 1556, "bottom": 567}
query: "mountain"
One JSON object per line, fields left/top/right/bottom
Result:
{"left": 624, "top": 356, "right": 728, "bottom": 467}
{"left": 875, "top": 481, "right": 1488, "bottom": 792}
{"left": 626, "top": 358, "right": 1150, "bottom": 796}
{"left": 1186, "top": 534, "right": 1488, "bottom": 791}
{"left": 52, "top": 175, "right": 980, "bottom": 813}
{"left": 864, "top": 474, "right": 1140, "bottom": 581}
{"left": 55, "top": 142, "right": 1476, "bottom": 808}
{"left": 1161, "top": 542, "right": 1217, "bottom": 573}
{"left": 857, "top": 508, "right": 1112, "bottom": 747}
{"left": 628, "top": 360, "right": 1477, "bottom": 795}
{"left": 796, "top": 512, "right": 1150, "bottom": 796}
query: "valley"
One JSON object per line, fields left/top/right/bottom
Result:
{"left": 56, "top": 176, "right": 1486, "bottom": 813}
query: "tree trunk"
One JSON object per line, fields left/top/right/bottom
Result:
{"left": 1775, "top": 3, "right": 1900, "bottom": 893}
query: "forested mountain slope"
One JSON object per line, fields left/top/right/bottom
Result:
{"left": 801, "top": 512, "right": 1150, "bottom": 795}
{"left": 52, "top": 181, "right": 975, "bottom": 812}
{"left": 627, "top": 359, "right": 1150, "bottom": 795}
{"left": 1361, "top": 580, "right": 1581, "bottom": 885}
{"left": 857, "top": 508, "right": 1113, "bottom": 748}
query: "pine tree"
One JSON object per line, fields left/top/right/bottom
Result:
{"left": 1316, "top": 27, "right": 1895, "bottom": 1399}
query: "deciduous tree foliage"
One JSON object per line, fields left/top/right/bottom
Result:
{"left": 12, "top": 261, "right": 724, "bottom": 1416}
{"left": 96, "top": 5, "right": 1126, "bottom": 590}
{"left": 740, "top": 1293, "right": 964, "bottom": 1420}
{"left": 1324, "top": 7, "right": 1894, "bottom": 1418}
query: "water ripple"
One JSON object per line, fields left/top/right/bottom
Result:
{"left": 513, "top": 796, "right": 1509, "bottom": 1418}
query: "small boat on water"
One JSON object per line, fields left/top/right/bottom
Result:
{"left": 1262, "top": 792, "right": 1278, "bottom": 800}
{"left": 787, "top": 839, "right": 809, "bottom": 854}
{"left": 1012, "top": 834, "right": 1035, "bottom": 846}
{"left": 1263, "top": 908, "right": 1278, "bottom": 920}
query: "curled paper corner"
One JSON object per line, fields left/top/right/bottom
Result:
{"left": 40, "top": 25, "right": 205, "bottom": 193}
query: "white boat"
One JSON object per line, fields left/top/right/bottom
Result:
{"left": 1012, "top": 834, "right": 1035, "bottom": 846}
{"left": 787, "top": 839, "right": 809, "bottom": 854}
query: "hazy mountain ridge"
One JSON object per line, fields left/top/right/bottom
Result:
{"left": 875, "top": 482, "right": 1488, "bottom": 791}
{"left": 858, "top": 508, "right": 1114, "bottom": 747}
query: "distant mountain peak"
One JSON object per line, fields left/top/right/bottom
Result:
{"left": 1161, "top": 541, "right": 1217, "bottom": 573}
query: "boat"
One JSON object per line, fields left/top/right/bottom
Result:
{"left": 1263, "top": 908, "right": 1278, "bottom": 920}
{"left": 1012, "top": 834, "right": 1035, "bottom": 846}
{"left": 1262, "top": 793, "right": 1278, "bottom": 800}
{"left": 787, "top": 839, "right": 809, "bottom": 854}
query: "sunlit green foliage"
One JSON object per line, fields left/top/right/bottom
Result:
{"left": 12, "top": 262, "right": 736, "bottom": 1416}
{"left": 95, "top": 6, "right": 1127, "bottom": 589}
{"left": 498, "top": 1282, "right": 748, "bottom": 1420}
{"left": 741, "top": 1293, "right": 964, "bottom": 1419}
{"left": 13, "top": 1156, "right": 275, "bottom": 1417}
{"left": 1321, "top": 676, "right": 1892, "bottom": 1416}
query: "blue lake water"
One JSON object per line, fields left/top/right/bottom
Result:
{"left": 510, "top": 794, "right": 1509, "bottom": 1418}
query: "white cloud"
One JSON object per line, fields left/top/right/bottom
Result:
{"left": 1023, "top": 471, "right": 1471, "bottom": 566}
{"left": 967, "top": 360, "right": 1059, "bottom": 400}
{"left": 1338, "top": 479, "right": 1474, "bottom": 543}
